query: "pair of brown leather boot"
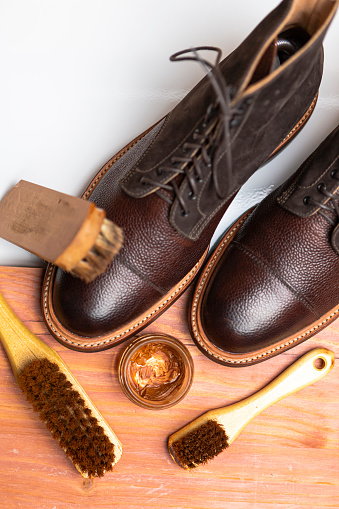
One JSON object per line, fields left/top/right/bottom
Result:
{"left": 42, "top": 0, "right": 339, "bottom": 366}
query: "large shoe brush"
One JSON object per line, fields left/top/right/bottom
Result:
{"left": 168, "top": 348, "right": 334, "bottom": 469}
{"left": 0, "top": 290, "right": 123, "bottom": 477}
{"left": 0, "top": 180, "right": 123, "bottom": 283}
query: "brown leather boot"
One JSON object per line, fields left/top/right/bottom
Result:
{"left": 42, "top": 0, "right": 338, "bottom": 352}
{"left": 190, "top": 125, "right": 339, "bottom": 366}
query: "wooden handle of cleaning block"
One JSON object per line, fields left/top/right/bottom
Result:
{"left": 0, "top": 180, "right": 123, "bottom": 282}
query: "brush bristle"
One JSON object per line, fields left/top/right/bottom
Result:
{"left": 18, "top": 358, "right": 115, "bottom": 477}
{"left": 170, "top": 420, "right": 229, "bottom": 469}
{"left": 70, "top": 218, "right": 123, "bottom": 283}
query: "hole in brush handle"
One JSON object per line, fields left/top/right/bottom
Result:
{"left": 313, "top": 356, "right": 327, "bottom": 371}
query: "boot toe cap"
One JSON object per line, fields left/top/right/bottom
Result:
{"left": 51, "top": 256, "right": 163, "bottom": 338}
{"left": 199, "top": 242, "right": 316, "bottom": 355}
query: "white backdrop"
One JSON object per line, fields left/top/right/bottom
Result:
{"left": 1, "top": 0, "right": 338, "bottom": 266}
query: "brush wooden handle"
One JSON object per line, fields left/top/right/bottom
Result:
{"left": 215, "top": 348, "right": 334, "bottom": 443}
{"left": 0, "top": 180, "right": 123, "bottom": 282}
{"left": 0, "top": 180, "right": 98, "bottom": 264}
{"left": 0, "top": 290, "right": 56, "bottom": 381}
{"left": 0, "top": 290, "right": 123, "bottom": 474}
{"left": 168, "top": 348, "right": 335, "bottom": 458}
{"left": 242, "top": 348, "right": 334, "bottom": 405}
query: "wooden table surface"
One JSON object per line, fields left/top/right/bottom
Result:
{"left": 0, "top": 266, "right": 338, "bottom": 509}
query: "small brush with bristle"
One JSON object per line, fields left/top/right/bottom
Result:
{"left": 0, "top": 290, "right": 122, "bottom": 477}
{"left": 0, "top": 180, "right": 123, "bottom": 283}
{"left": 168, "top": 348, "right": 334, "bottom": 469}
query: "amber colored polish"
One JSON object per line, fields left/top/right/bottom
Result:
{"left": 118, "top": 334, "right": 194, "bottom": 410}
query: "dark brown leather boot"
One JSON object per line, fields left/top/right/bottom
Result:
{"left": 190, "top": 125, "right": 339, "bottom": 366}
{"left": 42, "top": 0, "right": 338, "bottom": 352}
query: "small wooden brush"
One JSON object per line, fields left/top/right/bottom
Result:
{"left": 0, "top": 180, "right": 123, "bottom": 283}
{"left": 168, "top": 348, "right": 334, "bottom": 469}
{"left": 0, "top": 290, "right": 123, "bottom": 477}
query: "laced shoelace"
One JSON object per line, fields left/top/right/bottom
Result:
{"left": 140, "top": 46, "right": 242, "bottom": 217}
{"left": 303, "top": 169, "right": 339, "bottom": 226}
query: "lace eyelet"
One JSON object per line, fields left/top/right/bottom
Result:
{"left": 317, "top": 183, "right": 326, "bottom": 192}
{"left": 192, "top": 128, "right": 200, "bottom": 141}
{"left": 188, "top": 191, "right": 196, "bottom": 200}
{"left": 230, "top": 117, "right": 240, "bottom": 128}
{"left": 181, "top": 210, "right": 189, "bottom": 217}
{"left": 244, "top": 96, "right": 254, "bottom": 105}
{"left": 157, "top": 168, "right": 163, "bottom": 176}
{"left": 331, "top": 169, "right": 338, "bottom": 179}
{"left": 196, "top": 176, "right": 203, "bottom": 183}
{"left": 303, "top": 196, "right": 311, "bottom": 205}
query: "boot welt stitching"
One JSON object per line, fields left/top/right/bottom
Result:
{"left": 192, "top": 307, "right": 339, "bottom": 364}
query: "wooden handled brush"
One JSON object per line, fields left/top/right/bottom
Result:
{"left": 0, "top": 290, "right": 123, "bottom": 477}
{"left": 0, "top": 180, "right": 123, "bottom": 283}
{"left": 168, "top": 348, "right": 334, "bottom": 469}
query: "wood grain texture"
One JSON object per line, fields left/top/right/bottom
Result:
{"left": 0, "top": 266, "right": 338, "bottom": 509}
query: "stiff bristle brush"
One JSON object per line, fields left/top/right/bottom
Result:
{"left": 0, "top": 180, "right": 123, "bottom": 283}
{"left": 168, "top": 348, "right": 334, "bottom": 469}
{"left": 0, "top": 290, "right": 123, "bottom": 477}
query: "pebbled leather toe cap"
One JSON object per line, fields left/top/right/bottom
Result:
{"left": 200, "top": 240, "right": 318, "bottom": 354}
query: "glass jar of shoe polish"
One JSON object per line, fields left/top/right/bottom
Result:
{"left": 118, "top": 334, "right": 194, "bottom": 410}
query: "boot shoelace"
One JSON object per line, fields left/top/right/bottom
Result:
{"left": 303, "top": 169, "right": 339, "bottom": 226}
{"left": 139, "top": 38, "right": 301, "bottom": 217}
{"left": 140, "top": 46, "right": 241, "bottom": 217}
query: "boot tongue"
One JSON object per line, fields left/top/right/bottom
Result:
{"left": 248, "top": 38, "right": 278, "bottom": 86}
